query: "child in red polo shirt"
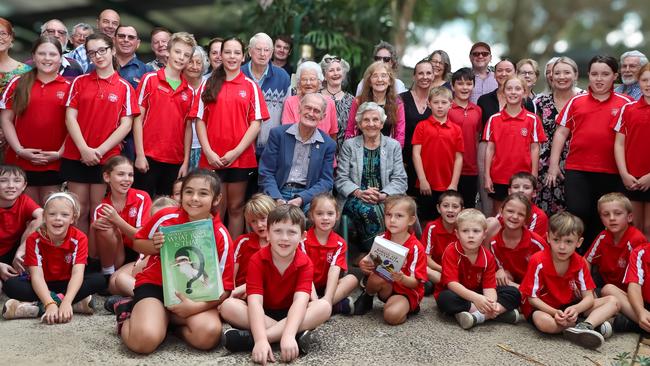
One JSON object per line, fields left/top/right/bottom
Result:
{"left": 0, "top": 165, "right": 42, "bottom": 293}
{"left": 614, "top": 63, "right": 650, "bottom": 239}
{"left": 520, "top": 212, "right": 619, "bottom": 349}
{"left": 119, "top": 169, "right": 234, "bottom": 354}
{"left": 354, "top": 195, "right": 427, "bottom": 325}
{"left": 2, "top": 192, "right": 105, "bottom": 322}
{"left": 484, "top": 76, "right": 546, "bottom": 214}
{"left": 421, "top": 190, "right": 463, "bottom": 289}
{"left": 133, "top": 32, "right": 196, "bottom": 198}
{"left": 232, "top": 193, "right": 276, "bottom": 294}
{"left": 301, "top": 193, "right": 358, "bottom": 314}
{"left": 435, "top": 208, "right": 521, "bottom": 330}
{"left": 622, "top": 243, "right": 650, "bottom": 333}
{"left": 489, "top": 193, "right": 547, "bottom": 288}
{"left": 220, "top": 205, "right": 331, "bottom": 364}
{"left": 91, "top": 156, "right": 151, "bottom": 281}
{"left": 412, "top": 86, "right": 464, "bottom": 223}
{"left": 509, "top": 172, "right": 548, "bottom": 238}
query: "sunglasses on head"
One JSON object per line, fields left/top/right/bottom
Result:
{"left": 471, "top": 51, "right": 490, "bottom": 58}
{"left": 374, "top": 56, "right": 392, "bottom": 63}
{"left": 324, "top": 56, "right": 341, "bottom": 63}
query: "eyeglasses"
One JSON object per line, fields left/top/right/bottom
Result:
{"left": 471, "top": 51, "right": 490, "bottom": 58}
{"left": 374, "top": 56, "right": 392, "bottom": 63}
{"left": 44, "top": 29, "right": 67, "bottom": 36}
{"left": 300, "top": 78, "right": 319, "bottom": 84}
{"left": 518, "top": 71, "right": 536, "bottom": 76}
{"left": 0, "top": 31, "right": 10, "bottom": 39}
{"left": 116, "top": 33, "right": 138, "bottom": 41}
{"left": 87, "top": 46, "right": 110, "bottom": 59}
{"left": 324, "top": 56, "right": 341, "bottom": 64}
{"left": 370, "top": 73, "right": 390, "bottom": 80}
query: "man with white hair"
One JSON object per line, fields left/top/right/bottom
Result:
{"left": 69, "top": 23, "right": 94, "bottom": 49}
{"left": 241, "top": 32, "right": 291, "bottom": 158}
{"left": 615, "top": 50, "right": 648, "bottom": 100}
{"left": 34, "top": 19, "right": 84, "bottom": 81}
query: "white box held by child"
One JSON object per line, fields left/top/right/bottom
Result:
{"left": 369, "top": 236, "right": 409, "bottom": 282}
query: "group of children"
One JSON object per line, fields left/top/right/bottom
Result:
{"left": 1, "top": 159, "right": 649, "bottom": 361}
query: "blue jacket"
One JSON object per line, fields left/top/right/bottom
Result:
{"left": 259, "top": 124, "right": 336, "bottom": 205}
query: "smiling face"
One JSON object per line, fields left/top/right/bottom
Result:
{"left": 273, "top": 39, "right": 291, "bottom": 61}
{"left": 0, "top": 172, "right": 27, "bottom": 203}
{"left": 86, "top": 38, "right": 115, "bottom": 71}
{"left": 369, "top": 64, "right": 391, "bottom": 94}
{"left": 437, "top": 196, "right": 463, "bottom": 226}
{"left": 548, "top": 231, "right": 583, "bottom": 263}
{"left": 97, "top": 10, "right": 120, "bottom": 37}
{"left": 621, "top": 56, "right": 642, "bottom": 85}
{"left": 598, "top": 201, "right": 632, "bottom": 236}
{"left": 181, "top": 177, "right": 219, "bottom": 220}
{"left": 268, "top": 219, "right": 304, "bottom": 259}
{"left": 639, "top": 70, "right": 650, "bottom": 99}
{"left": 495, "top": 61, "right": 516, "bottom": 86}
{"left": 115, "top": 26, "right": 140, "bottom": 57}
{"left": 43, "top": 198, "right": 75, "bottom": 242}
{"left": 298, "top": 68, "right": 320, "bottom": 94}
{"left": 504, "top": 77, "right": 525, "bottom": 105}
{"left": 358, "top": 109, "right": 384, "bottom": 140}
{"left": 470, "top": 45, "right": 491, "bottom": 70}
{"left": 71, "top": 27, "right": 92, "bottom": 49}
{"left": 221, "top": 39, "right": 244, "bottom": 73}
{"left": 517, "top": 63, "right": 537, "bottom": 89}
{"left": 500, "top": 199, "right": 528, "bottom": 231}
{"left": 41, "top": 20, "right": 68, "bottom": 51}
{"left": 249, "top": 39, "right": 272, "bottom": 67}
{"left": 0, "top": 24, "right": 13, "bottom": 54}
{"left": 151, "top": 31, "right": 170, "bottom": 60}
{"left": 209, "top": 41, "right": 222, "bottom": 69}
{"left": 103, "top": 162, "right": 133, "bottom": 196}
{"left": 552, "top": 62, "right": 577, "bottom": 92}
{"left": 166, "top": 41, "right": 193, "bottom": 73}
{"left": 310, "top": 198, "right": 337, "bottom": 233}
{"left": 414, "top": 62, "right": 433, "bottom": 90}
{"left": 325, "top": 61, "right": 345, "bottom": 88}
{"left": 452, "top": 78, "right": 474, "bottom": 102}
{"left": 33, "top": 42, "right": 62, "bottom": 75}
{"left": 184, "top": 53, "right": 204, "bottom": 80}
{"left": 299, "top": 93, "right": 324, "bottom": 130}
{"left": 589, "top": 62, "right": 617, "bottom": 95}
{"left": 430, "top": 53, "right": 445, "bottom": 79}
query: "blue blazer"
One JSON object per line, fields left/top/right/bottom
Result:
{"left": 259, "top": 124, "right": 336, "bottom": 205}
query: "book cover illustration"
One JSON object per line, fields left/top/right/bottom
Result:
{"left": 369, "top": 236, "right": 409, "bottom": 282}
{"left": 160, "top": 219, "right": 224, "bottom": 306}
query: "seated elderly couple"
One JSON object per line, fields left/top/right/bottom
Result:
{"left": 259, "top": 92, "right": 407, "bottom": 254}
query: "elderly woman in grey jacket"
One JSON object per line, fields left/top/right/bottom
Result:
{"left": 335, "top": 102, "right": 407, "bottom": 252}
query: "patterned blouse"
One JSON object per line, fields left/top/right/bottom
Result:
{"left": 0, "top": 62, "right": 31, "bottom": 95}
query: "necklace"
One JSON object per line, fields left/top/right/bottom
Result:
{"left": 412, "top": 90, "right": 428, "bottom": 113}
{"left": 324, "top": 87, "right": 342, "bottom": 99}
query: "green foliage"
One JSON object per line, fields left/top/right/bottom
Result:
{"left": 612, "top": 352, "right": 650, "bottom": 366}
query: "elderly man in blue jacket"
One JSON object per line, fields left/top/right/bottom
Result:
{"left": 259, "top": 93, "right": 336, "bottom": 211}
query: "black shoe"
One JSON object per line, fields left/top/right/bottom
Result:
{"left": 353, "top": 291, "right": 374, "bottom": 315}
{"left": 332, "top": 297, "right": 354, "bottom": 315}
{"left": 296, "top": 330, "right": 312, "bottom": 355}
{"left": 224, "top": 328, "right": 255, "bottom": 352}
{"left": 104, "top": 295, "right": 124, "bottom": 314}
{"left": 423, "top": 281, "right": 434, "bottom": 296}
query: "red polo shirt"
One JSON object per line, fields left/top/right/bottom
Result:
{"left": 624, "top": 244, "right": 650, "bottom": 303}
{"left": 382, "top": 231, "right": 427, "bottom": 311}
{"left": 519, "top": 250, "right": 595, "bottom": 318}
{"left": 299, "top": 228, "right": 348, "bottom": 290}
{"left": 528, "top": 204, "right": 548, "bottom": 239}
{"left": 435, "top": 241, "right": 497, "bottom": 299}
{"left": 0, "top": 75, "right": 70, "bottom": 172}
{"left": 0, "top": 194, "right": 40, "bottom": 257}
{"left": 233, "top": 232, "right": 263, "bottom": 287}
{"left": 489, "top": 228, "right": 548, "bottom": 283}
{"left": 448, "top": 102, "right": 482, "bottom": 176}
{"left": 136, "top": 69, "right": 194, "bottom": 164}
{"left": 134, "top": 207, "right": 234, "bottom": 290}
{"left": 246, "top": 245, "right": 313, "bottom": 310}
{"left": 421, "top": 218, "right": 457, "bottom": 264}
{"left": 63, "top": 71, "right": 139, "bottom": 164}
{"left": 93, "top": 188, "right": 151, "bottom": 248}
{"left": 191, "top": 72, "right": 269, "bottom": 169}
{"left": 557, "top": 90, "right": 631, "bottom": 174}
{"left": 24, "top": 226, "right": 88, "bottom": 282}
{"left": 411, "top": 116, "right": 464, "bottom": 191}
{"left": 613, "top": 98, "right": 650, "bottom": 177}
{"left": 585, "top": 225, "right": 646, "bottom": 288}
{"left": 484, "top": 108, "right": 546, "bottom": 184}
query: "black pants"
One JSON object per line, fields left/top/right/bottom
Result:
{"left": 134, "top": 157, "right": 181, "bottom": 198}
{"left": 458, "top": 175, "right": 478, "bottom": 208}
{"left": 436, "top": 286, "right": 521, "bottom": 315}
{"left": 3, "top": 272, "right": 106, "bottom": 303}
{"left": 565, "top": 170, "right": 622, "bottom": 253}
{"left": 416, "top": 190, "right": 443, "bottom": 225}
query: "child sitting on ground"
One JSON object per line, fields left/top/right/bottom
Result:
{"left": 622, "top": 242, "right": 650, "bottom": 333}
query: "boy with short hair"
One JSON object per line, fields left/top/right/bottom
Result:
{"left": 519, "top": 212, "right": 620, "bottom": 349}
{"left": 0, "top": 165, "right": 42, "bottom": 292}
{"left": 435, "top": 208, "right": 521, "bottom": 330}
{"left": 412, "top": 86, "right": 464, "bottom": 223}
{"left": 219, "top": 205, "right": 331, "bottom": 364}
{"left": 421, "top": 190, "right": 463, "bottom": 288}
{"left": 509, "top": 172, "right": 548, "bottom": 238}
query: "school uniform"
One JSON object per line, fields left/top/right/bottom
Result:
{"left": 233, "top": 232, "right": 263, "bottom": 287}
{"left": 519, "top": 250, "right": 595, "bottom": 319}
{"left": 299, "top": 227, "right": 347, "bottom": 292}
{"left": 0, "top": 75, "right": 70, "bottom": 186}
{"left": 624, "top": 243, "right": 650, "bottom": 303}
{"left": 489, "top": 228, "right": 548, "bottom": 283}
{"left": 134, "top": 69, "right": 194, "bottom": 197}
{"left": 411, "top": 116, "right": 464, "bottom": 222}
{"left": 246, "top": 245, "right": 313, "bottom": 320}
{"left": 62, "top": 71, "right": 139, "bottom": 183}
{"left": 613, "top": 98, "right": 650, "bottom": 201}
{"left": 132, "top": 207, "right": 234, "bottom": 304}
{"left": 585, "top": 225, "right": 646, "bottom": 289}
{"left": 0, "top": 194, "right": 40, "bottom": 260}
{"left": 528, "top": 204, "right": 548, "bottom": 239}
{"left": 380, "top": 231, "right": 427, "bottom": 312}
{"left": 421, "top": 217, "right": 457, "bottom": 265}
{"left": 435, "top": 241, "right": 521, "bottom": 315}
{"left": 448, "top": 102, "right": 482, "bottom": 208}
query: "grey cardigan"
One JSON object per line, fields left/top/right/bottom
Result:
{"left": 335, "top": 135, "right": 407, "bottom": 204}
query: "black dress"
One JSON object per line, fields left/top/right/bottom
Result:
{"left": 400, "top": 90, "right": 432, "bottom": 194}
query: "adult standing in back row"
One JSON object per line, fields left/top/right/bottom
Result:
{"left": 469, "top": 42, "right": 497, "bottom": 104}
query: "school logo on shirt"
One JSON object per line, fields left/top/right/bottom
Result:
{"left": 181, "top": 92, "right": 189, "bottom": 101}
{"left": 475, "top": 272, "right": 483, "bottom": 283}
{"left": 618, "top": 257, "right": 628, "bottom": 268}
{"left": 611, "top": 108, "right": 620, "bottom": 116}
{"left": 64, "top": 253, "right": 73, "bottom": 264}
{"left": 326, "top": 252, "right": 334, "bottom": 264}
{"left": 239, "top": 90, "right": 247, "bottom": 98}
{"left": 56, "top": 91, "right": 65, "bottom": 100}
{"left": 569, "top": 279, "right": 581, "bottom": 300}
{"left": 129, "top": 207, "right": 138, "bottom": 218}
{"left": 520, "top": 128, "right": 528, "bottom": 137}
{"left": 108, "top": 93, "right": 118, "bottom": 103}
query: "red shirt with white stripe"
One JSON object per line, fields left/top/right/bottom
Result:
{"left": 0, "top": 75, "right": 70, "bottom": 172}
{"left": 434, "top": 241, "right": 497, "bottom": 299}
{"left": 448, "top": 102, "right": 482, "bottom": 176}
{"left": 24, "top": 226, "right": 87, "bottom": 282}
{"left": 136, "top": 69, "right": 194, "bottom": 164}
{"left": 233, "top": 232, "right": 263, "bottom": 287}
{"left": 63, "top": 71, "right": 139, "bottom": 164}
{"left": 134, "top": 207, "right": 234, "bottom": 290}
{"left": 190, "top": 72, "right": 269, "bottom": 169}
{"left": 420, "top": 217, "right": 457, "bottom": 264}
{"left": 585, "top": 225, "right": 646, "bottom": 288}
{"left": 484, "top": 108, "right": 546, "bottom": 184}
{"left": 0, "top": 194, "right": 40, "bottom": 257}
{"left": 411, "top": 116, "right": 464, "bottom": 191}
{"left": 519, "top": 250, "right": 595, "bottom": 318}
{"left": 624, "top": 243, "right": 650, "bottom": 303}
{"left": 528, "top": 204, "right": 548, "bottom": 239}
{"left": 299, "top": 227, "right": 348, "bottom": 290}
{"left": 613, "top": 98, "right": 650, "bottom": 177}
{"left": 489, "top": 228, "right": 548, "bottom": 283}
{"left": 92, "top": 188, "right": 152, "bottom": 248}
{"left": 556, "top": 90, "right": 632, "bottom": 173}
{"left": 382, "top": 231, "right": 427, "bottom": 311}
{"left": 246, "top": 245, "right": 313, "bottom": 310}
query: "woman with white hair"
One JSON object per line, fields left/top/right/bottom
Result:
{"left": 183, "top": 45, "right": 209, "bottom": 168}
{"left": 335, "top": 102, "right": 407, "bottom": 254}
{"left": 320, "top": 54, "right": 354, "bottom": 149}
{"left": 281, "top": 61, "right": 338, "bottom": 138}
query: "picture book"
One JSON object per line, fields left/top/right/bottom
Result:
{"left": 369, "top": 236, "right": 409, "bottom": 282}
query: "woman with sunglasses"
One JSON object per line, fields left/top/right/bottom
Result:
{"left": 355, "top": 41, "right": 407, "bottom": 96}
{"left": 320, "top": 54, "right": 354, "bottom": 150}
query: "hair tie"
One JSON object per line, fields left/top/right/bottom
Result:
{"left": 45, "top": 192, "right": 77, "bottom": 210}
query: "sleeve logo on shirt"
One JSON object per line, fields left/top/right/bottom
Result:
{"left": 65, "top": 253, "right": 73, "bottom": 264}
{"left": 520, "top": 127, "right": 528, "bottom": 137}
{"left": 129, "top": 206, "right": 138, "bottom": 218}
{"left": 569, "top": 279, "right": 581, "bottom": 301}
{"left": 239, "top": 90, "right": 247, "bottom": 98}
{"left": 56, "top": 91, "right": 65, "bottom": 100}
{"left": 108, "top": 93, "right": 118, "bottom": 103}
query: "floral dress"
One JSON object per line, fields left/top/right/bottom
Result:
{"left": 0, "top": 62, "right": 31, "bottom": 94}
